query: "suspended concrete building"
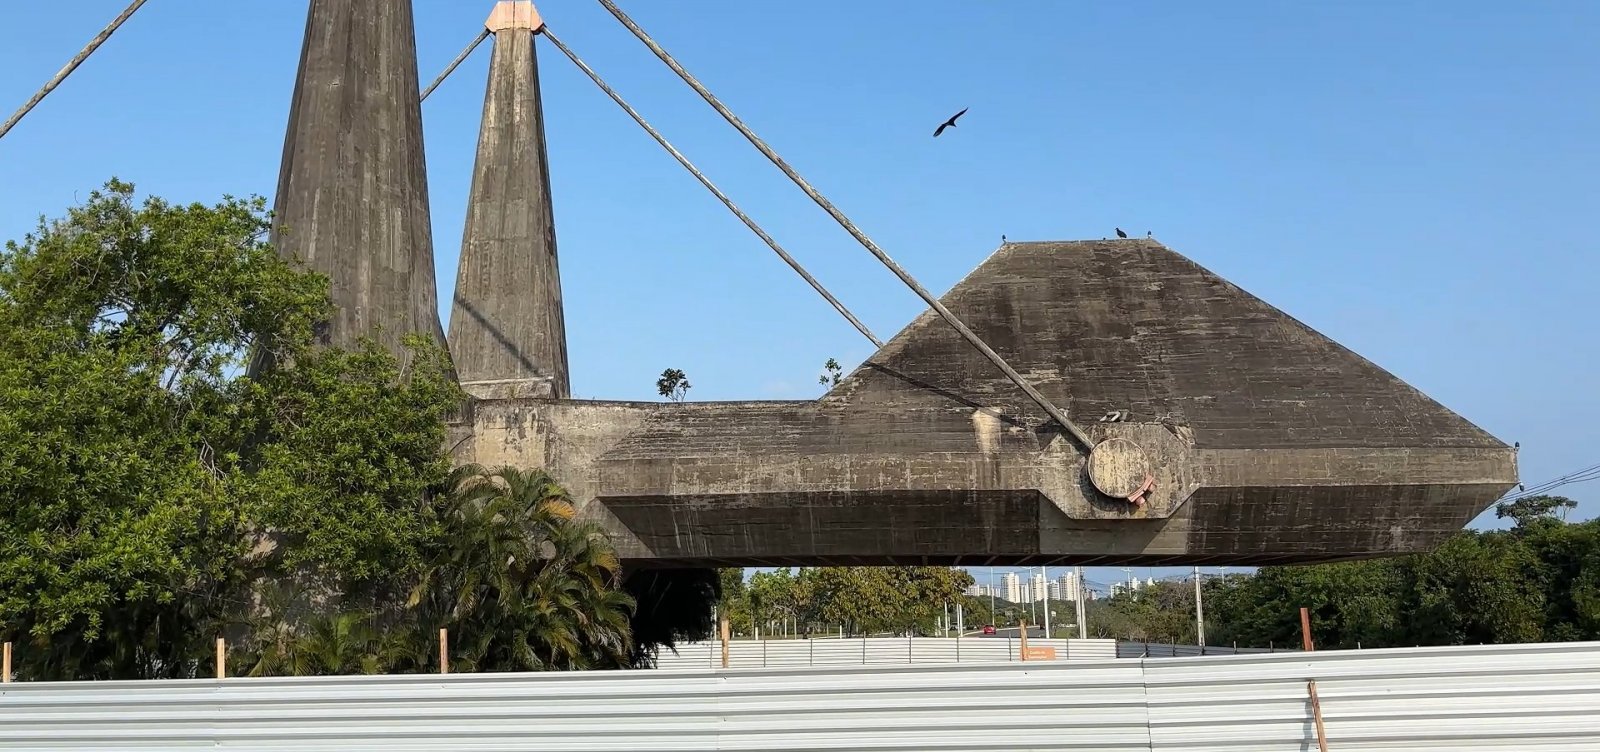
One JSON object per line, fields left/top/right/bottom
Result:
{"left": 276, "top": 0, "right": 1517, "bottom": 567}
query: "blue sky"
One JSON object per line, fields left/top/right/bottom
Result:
{"left": 2, "top": 1, "right": 1596, "bottom": 589}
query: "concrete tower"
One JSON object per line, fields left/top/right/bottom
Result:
{"left": 271, "top": 0, "right": 447, "bottom": 360}
{"left": 448, "top": 2, "right": 569, "bottom": 399}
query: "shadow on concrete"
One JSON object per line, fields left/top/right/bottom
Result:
{"left": 452, "top": 293, "right": 543, "bottom": 378}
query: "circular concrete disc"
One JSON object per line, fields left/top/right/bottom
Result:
{"left": 1087, "top": 437, "right": 1153, "bottom": 498}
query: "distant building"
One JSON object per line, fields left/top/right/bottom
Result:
{"left": 1029, "top": 572, "right": 1047, "bottom": 602}
{"left": 1055, "top": 571, "right": 1080, "bottom": 601}
{"left": 1002, "top": 572, "right": 1021, "bottom": 603}
{"left": 964, "top": 583, "right": 983, "bottom": 597}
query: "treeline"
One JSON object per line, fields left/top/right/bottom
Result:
{"left": 1089, "top": 496, "right": 1598, "bottom": 649}
{"left": 718, "top": 566, "right": 974, "bottom": 637}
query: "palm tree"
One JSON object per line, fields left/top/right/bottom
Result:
{"left": 410, "top": 465, "right": 636, "bottom": 671}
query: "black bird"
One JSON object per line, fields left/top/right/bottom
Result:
{"left": 1115, "top": 227, "right": 1128, "bottom": 238}
{"left": 1514, "top": 441, "right": 1520, "bottom": 449}
{"left": 1146, "top": 231, "right": 1152, "bottom": 238}
{"left": 1001, "top": 234, "right": 1007, "bottom": 243}
{"left": 1518, "top": 484, "right": 1526, "bottom": 492}
{"left": 933, "top": 107, "right": 968, "bottom": 137}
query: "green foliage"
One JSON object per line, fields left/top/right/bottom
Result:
{"left": 406, "top": 465, "right": 635, "bottom": 672}
{"left": 237, "top": 466, "right": 641, "bottom": 676}
{"left": 722, "top": 566, "right": 973, "bottom": 637}
{"left": 0, "top": 182, "right": 638, "bottom": 679}
{"left": 1496, "top": 494, "right": 1577, "bottom": 527}
{"left": 656, "top": 368, "right": 690, "bottom": 402}
{"left": 240, "top": 334, "right": 460, "bottom": 587}
{"left": 1095, "top": 504, "right": 1597, "bottom": 650}
{"left": 818, "top": 358, "right": 843, "bottom": 387}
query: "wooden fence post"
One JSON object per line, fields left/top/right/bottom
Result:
{"left": 1301, "top": 607, "right": 1330, "bottom": 752}
{"left": 439, "top": 628, "right": 450, "bottom": 674}
{"left": 1018, "top": 620, "right": 1029, "bottom": 661}
{"left": 215, "top": 637, "right": 225, "bottom": 679}
{"left": 719, "top": 615, "right": 731, "bottom": 668}
{"left": 3, "top": 641, "right": 11, "bottom": 683}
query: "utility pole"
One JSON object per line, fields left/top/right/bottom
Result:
{"left": 1194, "top": 566, "right": 1206, "bottom": 648}
{"left": 1074, "top": 566, "right": 1088, "bottom": 639}
{"left": 988, "top": 566, "right": 996, "bottom": 622}
{"left": 1041, "top": 566, "right": 1051, "bottom": 639}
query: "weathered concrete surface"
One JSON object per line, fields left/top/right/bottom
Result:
{"left": 270, "top": 0, "right": 446, "bottom": 359}
{"left": 449, "top": 4, "right": 569, "bottom": 400}
{"left": 458, "top": 240, "right": 1517, "bottom": 566}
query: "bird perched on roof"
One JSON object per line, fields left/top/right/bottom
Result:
{"left": 1115, "top": 228, "right": 1128, "bottom": 238}
{"left": 1146, "top": 231, "right": 1152, "bottom": 238}
{"left": 933, "top": 107, "right": 968, "bottom": 137}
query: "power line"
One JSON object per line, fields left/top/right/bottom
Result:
{"left": 1498, "top": 462, "right": 1600, "bottom": 504}
{"left": 0, "top": 0, "right": 150, "bottom": 143}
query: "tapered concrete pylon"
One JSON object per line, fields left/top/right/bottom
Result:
{"left": 271, "top": 0, "right": 447, "bottom": 360}
{"left": 448, "top": 1, "right": 569, "bottom": 399}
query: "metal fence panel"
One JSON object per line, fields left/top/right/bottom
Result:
{"left": 3, "top": 642, "right": 1598, "bottom": 751}
{"left": 652, "top": 638, "right": 1111, "bottom": 669}
{"left": 712, "top": 661, "right": 1152, "bottom": 751}
{"left": 0, "top": 661, "right": 1151, "bottom": 752}
{"left": 1117, "top": 641, "right": 1291, "bottom": 659}
{"left": 1143, "top": 642, "right": 1600, "bottom": 752}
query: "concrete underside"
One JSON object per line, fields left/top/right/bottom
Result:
{"left": 454, "top": 240, "right": 1516, "bottom": 567}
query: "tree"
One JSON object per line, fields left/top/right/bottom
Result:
{"left": 749, "top": 568, "right": 815, "bottom": 636}
{"left": 818, "top": 358, "right": 843, "bottom": 387}
{"left": 0, "top": 180, "right": 321, "bottom": 678}
{"left": 1496, "top": 495, "right": 1578, "bottom": 527}
{"left": 656, "top": 368, "right": 691, "bottom": 402}
{"left": 716, "top": 568, "right": 752, "bottom": 635}
{"left": 1198, "top": 512, "right": 1599, "bottom": 651}
{"left": 0, "top": 182, "right": 650, "bottom": 679}
{"left": 0, "top": 181, "right": 458, "bottom": 679}
{"left": 407, "top": 465, "right": 635, "bottom": 672}
{"left": 802, "top": 567, "right": 972, "bottom": 636}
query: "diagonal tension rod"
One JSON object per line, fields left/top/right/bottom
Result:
{"left": 0, "top": 0, "right": 149, "bottom": 143}
{"left": 594, "top": 0, "right": 1094, "bottom": 451}
{"left": 422, "top": 29, "right": 491, "bottom": 102}
{"left": 540, "top": 27, "right": 883, "bottom": 348}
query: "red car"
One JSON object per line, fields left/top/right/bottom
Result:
{"left": 982, "top": 625, "right": 997, "bottom": 635}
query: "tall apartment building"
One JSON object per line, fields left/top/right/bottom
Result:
{"left": 1029, "top": 572, "right": 1047, "bottom": 603}
{"left": 1002, "top": 572, "right": 1021, "bottom": 603}
{"left": 1056, "top": 571, "right": 1081, "bottom": 602}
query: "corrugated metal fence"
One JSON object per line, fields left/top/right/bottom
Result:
{"left": 1116, "top": 640, "right": 1289, "bottom": 658}
{"left": 2, "top": 642, "right": 1597, "bottom": 750}
{"left": 653, "top": 637, "right": 1117, "bottom": 668}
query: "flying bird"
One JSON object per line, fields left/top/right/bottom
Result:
{"left": 933, "top": 107, "right": 968, "bottom": 137}
{"left": 1115, "top": 227, "right": 1128, "bottom": 238}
